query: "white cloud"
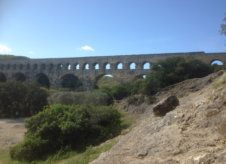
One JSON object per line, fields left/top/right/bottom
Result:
{"left": 80, "top": 45, "right": 95, "bottom": 52}
{"left": 0, "top": 44, "right": 12, "bottom": 54}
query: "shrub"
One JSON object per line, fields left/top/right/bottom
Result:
{"left": 143, "top": 57, "right": 213, "bottom": 95}
{"left": 126, "top": 95, "right": 145, "bottom": 106}
{"left": 101, "top": 84, "right": 133, "bottom": 100}
{"left": 48, "top": 90, "right": 113, "bottom": 105}
{"left": 0, "top": 82, "right": 48, "bottom": 117}
{"left": 10, "top": 104, "right": 122, "bottom": 161}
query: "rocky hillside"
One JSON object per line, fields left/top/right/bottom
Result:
{"left": 92, "top": 71, "right": 226, "bottom": 164}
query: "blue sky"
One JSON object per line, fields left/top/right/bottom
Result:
{"left": 0, "top": 0, "right": 225, "bottom": 58}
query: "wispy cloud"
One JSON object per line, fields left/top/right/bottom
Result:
{"left": 0, "top": 44, "right": 12, "bottom": 54}
{"left": 80, "top": 45, "right": 95, "bottom": 52}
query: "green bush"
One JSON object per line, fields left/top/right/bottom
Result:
{"left": 126, "top": 95, "right": 145, "bottom": 106}
{"left": 10, "top": 104, "right": 122, "bottom": 161}
{"left": 0, "top": 82, "right": 48, "bottom": 117}
{"left": 143, "top": 57, "right": 213, "bottom": 95}
{"left": 101, "top": 84, "right": 131, "bottom": 100}
{"left": 48, "top": 90, "right": 113, "bottom": 105}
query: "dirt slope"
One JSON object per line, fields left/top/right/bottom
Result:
{"left": 92, "top": 71, "right": 226, "bottom": 164}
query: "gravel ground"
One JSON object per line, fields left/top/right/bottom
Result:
{"left": 0, "top": 118, "right": 26, "bottom": 150}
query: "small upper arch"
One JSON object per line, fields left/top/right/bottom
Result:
{"left": 116, "top": 62, "right": 123, "bottom": 70}
{"left": 143, "top": 62, "right": 151, "bottom": 69}
{"left": 33, "top": 64, "right": 38, "bottom": 70}
{"left": 74, "top": 63, "right": 80, "bottom": 70}
{"left": 57, "top": 63, "right": 64, "bottom": 70}
{"left": 94, "top": 63, "right": 100, "bottom": 70}
{"left": 19, "top": 64, "right": 24, "bottom": 70}
{"left": 105, "top": 63, "right": 111, "bottom": 70}
{"left": 48, "top": 63, "right": 54, "bottom": 70}
{"left": 129, "top": 62, "right": 137, "bottom": 70}
{"left": 6, "top": 64, "right": 11, "bottom": 70}
{"left": 84, "top": 63, "right": 90, "bottom": 70}
{"left": 40, "top": 63, "right": 46, "bottom": 70}
{"left": 66, "top": 63, "right": 72, "bottom": 70}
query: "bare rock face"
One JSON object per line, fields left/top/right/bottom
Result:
{"left": 153, "top": 95, "right": 179, "bottom": 116}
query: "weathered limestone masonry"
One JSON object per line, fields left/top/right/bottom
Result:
{"left": 0, "top": 51, "right": 225, "bottom": 88}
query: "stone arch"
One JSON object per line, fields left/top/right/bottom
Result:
{"left": 33, "top": 64, "right": 38, "bottom": 70}
{"left": 60, "top": 74, "right": 82, "bottom": 89}
{"left": 40, "top": 63, "right": 46, "bottom": 70}
{"left": 116, "top": 62, "right": 123, "bottom": 69}
{"left": 48, "top": 63, "right": 54, "bottom": 70}
{"left": 94, "top": 74, "right": 120, "bottom": 89}
{"left": 105, "top": 63, "right": 111, "bottom": 70}
{"left": 84, "top": 63, "right": 90, "bottom": 70}
{"left": 6, "top": 64, "right": 10, "bottom": 70}
{"left": 74, "top": 63, "right": 80, "bottom": 70}
{"left": 36, "top": 73, "right": 50, "bottom": 88}
{"left": 0, "top": 72, "right": 7, "bottom": 82}
{"left": 94, "top": 63, "right": 100, "bottom": 70}
{"left": 57, "top": 63, "right": 64, "bottom": 70}
{"left": 19, "top": 64, "right": 24, "bottom": 70}
{"left": 211, "top": 59, "right": 224, "bottom": 66}
{"left": 13, "top": 72, "right": 26, "bottom": 82}
{"left": 66, "top": 63, "right": 72, "bottom": 70}
{"left": 12, "top": 64, "right": 17, "bottom": 70}
{"left": 26, "top": 63, "right": 30, "bottom": 69}
{"left": 143, "top": 62, "right": 151, "bottom": 69}
{"left": 129, "top": 62, "right": 137, "bottom": 70}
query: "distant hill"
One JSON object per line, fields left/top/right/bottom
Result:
{"left": 0, "top": 54, "right": 29, "bottom": 61}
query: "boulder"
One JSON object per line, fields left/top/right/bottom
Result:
{"left": 153, "top": 95, "right": 179, "bottom": 116}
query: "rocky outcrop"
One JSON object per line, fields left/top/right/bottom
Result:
{"left": 153, "top": 95, "right": 179, "bottom": 116}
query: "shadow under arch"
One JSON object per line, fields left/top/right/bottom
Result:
{"left": 0, "top": 72, "right": 7, "bottom": 82}
{"left": 13, "top": 72, "right": 26, "bottom": 82}
{"left": 60, "top": 74, "right": 82, "bottom": 90}
{"left": 36, "top": 73, "right": 50, "bottom": 88}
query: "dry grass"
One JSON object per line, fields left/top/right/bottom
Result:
{"left": 213, "top": 71, "right": 226, "bottom": 89}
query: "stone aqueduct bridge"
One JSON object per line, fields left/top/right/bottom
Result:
{"left": 0, "top": 51, "right": 225, "bottom": 89}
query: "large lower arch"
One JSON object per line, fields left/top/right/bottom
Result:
{"left": 13, "top": 72, "right": 26, "bottom": 82}
{"left": 211, "top": 59, "right": 224, "bottom": 72}
{"left": 211, "top": 59, "right": 224, "bottom": 66}
{"left": 60, "top": 74, "right": 82, "bottom": 89}
{"left": 36, "top": 73, "right": 50, "bottom": 88}
{"left": 0, "top": 72, "right": 7, "bottom": 82}
{"left": 94, "top": 74, "right": 121, "bottom": 89}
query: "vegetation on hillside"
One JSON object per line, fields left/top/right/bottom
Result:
{"left": 48, "top": 90, "right": 113, "bottom": 106}
{"left": 100, "top": 57, "right": 216, "bottom": 98}
{"left": 0, "top": 56, "right": 223, "bottom": 163}
{"left": 0, "top": 82, "right": 48, "bottom": 118}
{"left": 10, "top": 104, "right": 122, "bottom": 161}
